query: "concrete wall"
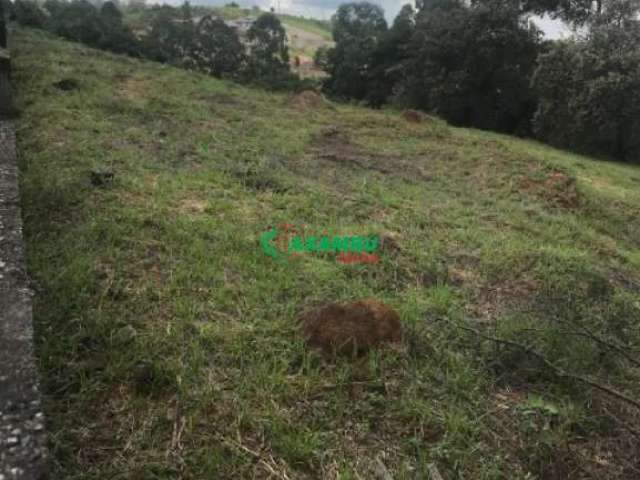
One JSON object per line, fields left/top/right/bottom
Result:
{"left": 0, "top": 49, "right": 10, "bottom": 117}
{"left": 0, "top": 25, "right": 48, "bottom": 480}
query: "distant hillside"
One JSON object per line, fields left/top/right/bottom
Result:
{"left": 278, "top": 13, "right": 332, "bottom": 41}
{"left": 12, "top": 26, "right": 640, "bottom": 479}
{"left": 122, "top": 4, "right": 333, "bottom": 76}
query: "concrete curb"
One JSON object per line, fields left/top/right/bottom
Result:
{"left": 0, "top": 119, "right": 48, "bottom": 477}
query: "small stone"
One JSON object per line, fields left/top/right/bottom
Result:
{"left": 6, "top": 436, "right": 18, "bottom": 445}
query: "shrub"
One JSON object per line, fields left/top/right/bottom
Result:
{"left": 15, "top": 0, "right": 47, "bottom": 28}
{"left": 533, "top": 6, "right": 640, "bottom": 161}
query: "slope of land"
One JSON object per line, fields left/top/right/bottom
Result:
{"left": 283, "top": 22, "right": 333, "bottom": 78}
{"left": 11, "top": 27, "right": 640, "bottom": 479}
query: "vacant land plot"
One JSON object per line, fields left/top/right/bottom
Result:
{"left": 11, "top": 27, "right": 640, "bottom": 479}
{"left": 284, "top": 23, "right": 333, "bottom": 78}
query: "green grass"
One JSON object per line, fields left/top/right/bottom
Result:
{"left": 11, "top": 26, "right": 640, "bottom": 479}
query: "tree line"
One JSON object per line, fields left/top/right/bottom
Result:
{"left": 10, "top": 0, "right": 298, "bottom": 89}
{"left": 317, "top": 0, "right": 640, "bottom": 162}
{"left": 7, "top": 0, "right": 640, "bottom": 161}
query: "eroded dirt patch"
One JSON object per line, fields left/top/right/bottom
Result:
{"left": 467, "top": 277, "right": 539, "bottom": 323}
{"left": 116, "top": 75, "right": 153, "bottom": 102}
{"left": 401, "top": 109, "right": 436, "bottom": 124}
{"left": 306, "top": 127, "right": 431, "bottom": 182}
{"left": 288, "top": 90, "right": 332, "bottom": 110}
{"left": 520, "top": 169, "right": 581, "bottom": 208}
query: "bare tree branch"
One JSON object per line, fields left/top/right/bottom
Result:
{"left": 455, "top": 323, "right": 640, "bottom": 411}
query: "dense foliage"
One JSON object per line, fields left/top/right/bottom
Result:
{"left": 245, "top": 12, "right": 297, "bottom": 87}
{"left": 14, "top": 0, "right": 296, "bottom": 88}
{"left": 404, "top": 0, "right": 541, "bottom": 134}
{"left": 321, "top": 0, "right": 640, "bottom": 161}
{"left": 322, "top": 0, "right": 541, "bottom": 134}
{"left": 533, "top": 0, "right": 640, "bottom": 160}
{"left": 194, "top": 15, "right": 244, "bottom": 77}
{"left": 321, "top": 2, "right": 388, "bottom": 103}
{"left": 11, "top": 0, "right": 640, "bottom": 161}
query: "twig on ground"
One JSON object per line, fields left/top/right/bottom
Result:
{"left": 558, "top": 318, "right": 640, "bottom": 368}
{"left": 455, "top": 323, "right": 640, "bottom": 411}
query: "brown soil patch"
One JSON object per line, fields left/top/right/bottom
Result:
{"left": 468, "top": 277, "right": 539, "bottom": 323}
{"left": 402, "top": 109, "right": 435, "bottom": 124}
{"left": 308, "top": 127, "right": 431, "bottom": 182}
{"left": 116, "top": 75, "right": 153, "bottom": 102}
{"left": 289, "top": 90, "right": 331, "bottom": 110}
{"left": 521, "top": 170, "right": 581, "bottom": 208}
{"left": 299, "top": 299, "right": 403, "bottom": 357}
{"left": 178, "top": 198, "right": 208, "bottom": 215}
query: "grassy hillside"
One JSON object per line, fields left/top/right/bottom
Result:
{"left": 12, "top": 26, "right": 640, "bottom": 479}
{"left": 279, "top": 14, "right": 333, "bottom": 41}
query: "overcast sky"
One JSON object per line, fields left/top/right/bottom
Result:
{"left": 192, "top": 0, "right": 572, "bottom": 39}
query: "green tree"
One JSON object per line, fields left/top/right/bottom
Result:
{"left": 400, "top": 0, "right": 541, "bottom": 133}
{"left": 0, "top": 0, "right": 7, "bottom": 48}
{"left": 322, "top": 2, "right": 388, "bottom": 101}
{"left": 43, "top": 0, "right": 66, "bottom": 19}
{"left": 98, "top": 1, "right": 140, "bottom": 55}
{"left": 48, "top": 0, "right": 103, "bottom": 46}
{"left": 100, "top": 0, "right": 122, "bottom": 23}
{"left": 522, "top": 0, "right": 601, "bottom": 25}
{"left": 143, "top": 5, "right": 183, "bottom": 63}
{"left": 194, "top": 15, "right": 244, "bottom": 77}
{"left": 367, "top": 3, "right": 415, "bottom": 105}
{"left": 246, "top": 13, "right": 291, "bottom": 82}
{"left": 533, "top": 0, "right": 640, "bottom": 160}
{"left": 15, "top": 0, "right": 47, "bottom": 28}
{"left": 178, "top": 1, "right": 196, "bottom": 64}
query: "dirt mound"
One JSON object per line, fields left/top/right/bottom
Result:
{"left": 299, "top": 299, "right": 403, "bottom": 357}
{"left": 290, "top": 90, "right": 330, "bottom": 109}
{"left": 521, "top": 169, "right": 581, "bottom": 208}
{"left": 402, "top": 109, "right": 434, "bottom": 123}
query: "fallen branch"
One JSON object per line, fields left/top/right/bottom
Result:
{"left": 455, "top": 323, "right": 640, "bottom": 411}
{"left": 518, "top": 325, "right": 640, "bottom": 368}
{"left": 559, "top": 318, "right": 640, "bottom": 368}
